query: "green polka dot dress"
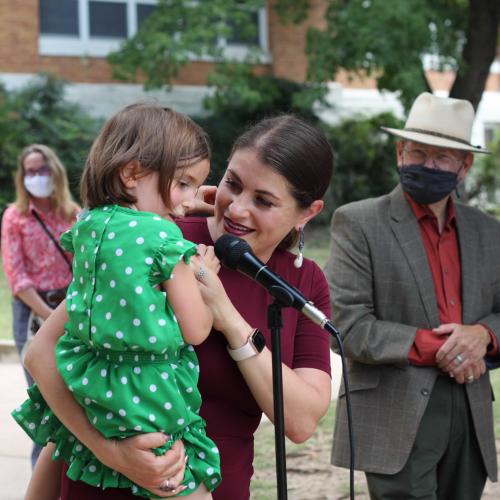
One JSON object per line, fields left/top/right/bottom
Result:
{"left": 12, "top": 205, "right": 221, "bottom": 498}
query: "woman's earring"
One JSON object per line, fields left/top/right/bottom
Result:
{"left": 294, "top": 227, "right": 304, "bottom": 269}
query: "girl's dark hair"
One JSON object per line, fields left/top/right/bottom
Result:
{"left": 81, "top": 103, "right": 210, "bottom": 209}
{"left": 230, "top": 115, "right": 334, "bottom": 249}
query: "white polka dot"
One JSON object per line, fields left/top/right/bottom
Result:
{"left": 188, "top": 482, "right": 195, "bottom": 490}
{"left": 207, "top": 467, "right": 214, "bottom": 475}
{"left": 91, "top": 231, "right": 96, "bottom": 239}
{"left": 101, "top": 263, "right": 107, "bottom": 271}
{"left": 198, "top": 451, "right": 205, "bottom": 459}
{"left": 78, "top": 323, "right": 83, "bottom": 331}
{"left": 80, "top": 244, "right": 85, "bottom": 252}
{"left": 73, "top": 346, "right": 80, "bottom": 353}
{"left": 159, "top": 231, "right": 167, "bottom": 238}
{"left": 106, "top": 412, "right": 113, "bottom": 420}
{"left": 125, "top": 266, "right": 133, "bottom": 275}
{"left": 158, "top": 319, "right": 166, "bottom": 326}
{"left": 177, "top": 418, "right": 184, "bottom": 425}
{"left": 108, "top": 232, "right": 115, "bottom": 240}
{"left": 100, "top": 369, "right": 107, "bottom": 377}
{"left": 135, "top": 286, "right": 143, "bottom": 294}
{"left": 148, "top": 414, "right": 156, "bottom": 422}
{"left": 212, "top": 447, "right": 219, "bottom": 453}
{"left": 133, "top": 319, "right": 141, "bottom": 326}
{"left": 119, "top": 409, "right": 126, "bottom": 417}
{"left": 133, "top": 366, "right": 141, "bottom": 374}
{"left": 153, "top": 216, "right": 161, "bottom": 221}
{"left": 103, "top": 342, "right": 111, "bottom": 349}
{"left": 119, "top": 426, "right": 126, "bottom": 432}
{"left": 132, "top": 396, "right": 140, "bottom": 404}
{"left": 105, "top": 312, "right": 112, "bottom": 320}
{"left": 119, "top": 299, "right": 126, "bottom": 307}
{"left": 110, "top": 280, "right": 116, "bottom": 288}
{"left": 129, "top": 220, "right": 137, "bottom": 227}
{"left": 95, "top": 295, "right": 103, "bottom": 302}
{"left": 121, "top": 377, "right": 128, "bottom": 384}
{"left": 82, "top": 378, "right": 89, "bottom": 386}
{"left": 149, "top": 384, "right": 157, "bottom": 392}
{"left": 148, "top": 336, "right": 157, "bottom": 344}
{"left": 134, "top": 425, "right": 142, "bottom": 431}
{"left": 164, "top": 402, "right": 172, "bottom": 410}
{"left": 116, "top": 331, "right": 124, "bottom": 339}
{"left": 211, "top": 478, "right": 218, "bottom": 484}
{"left": 149, "top": 304, "right": 156, "bottom": 312}
{"left": 70, "top": 304, "right": 76, "bottom": 311}
{"left": 186, "top": 387, "right": 193, "bottom": 393}
{"left": 145, "top": 257, "right": 153, "bottom": 265}
{"left": 84, "top": 261, "right": 89, "bottom": 269}
{"left": 188, "top": 362, "right": 195, "bottom": 369}
{"left": 176, "top": 241, "right": 184, "bottom": 247}
{"left": 91, "top": 326, "right": 97, "bottom": 334}
{"left": 161, "top": 372, "right": 169, "bottom": 380}
{"left": 79, "top": 277, "right": 84, "bottom": 284}
{"left": 106, "top": 390, "right": 112, "bottom": 398}
{"left": 136, "top": 237, "right": 144, "bottom": 245}
{"left": 188, "top": 345, "right": 194, "bottom": 351}
{"left": 28, "top": 422, "right": 36, "bottom": 430}
{"left": 66, "top": 364, "right": 73, "bottom": 371}
{"left": 115, "top": 248, "right": 123, "bottom": 256}
{"left": 84, "top": 397, "right": 91, "bottom": 405}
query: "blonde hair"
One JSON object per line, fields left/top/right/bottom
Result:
{"left": 14, "top": 144, "right": 78, "bottom": 221}
{"left": 80, "top": 103, "right": 210, "bottom": 209}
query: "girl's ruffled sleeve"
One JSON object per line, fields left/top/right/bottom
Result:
{"left": 149, "top": 236, "right": 197, "bottom": 286}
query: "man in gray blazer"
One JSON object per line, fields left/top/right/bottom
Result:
{"left": 327, "top": 92, "right": 500, "bottom": 499}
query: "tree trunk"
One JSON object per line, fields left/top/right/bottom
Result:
{"left": 449, "top": 0, "right": 499, "bottom": 111}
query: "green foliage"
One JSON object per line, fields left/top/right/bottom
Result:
{"left": 322, "top": 112, "right": 402, "bottom": 218}
{"left": 306, "top": 0, "right": 468, "bottom": 110}
{"left": 0, "top": 74, "right": 100, "bottom": 209}
{"left": 194, "top": 71, "right": 324, "bottom": 184}
{"left": 108, "top": 0, "right": 265, "bottom": 89}
{"left": 467, "top": 134, "right": 500, "bottom": 217}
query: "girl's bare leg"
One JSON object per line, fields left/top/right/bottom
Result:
{"left": 25, "top": 443, "right": 62, "bottom": 500}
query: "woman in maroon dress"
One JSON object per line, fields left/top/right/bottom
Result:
{"left": 24, "top": 115, "right": 334, "bottom": 499}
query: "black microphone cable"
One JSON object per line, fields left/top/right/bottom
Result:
{"left": 324, "top": 321, "right": 355, "bottom": 500}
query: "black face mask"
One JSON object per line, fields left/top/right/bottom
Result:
{"left": 398, "top": 164, "right": 459, "bottom": 205}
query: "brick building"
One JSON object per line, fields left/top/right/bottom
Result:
{"left": 0, "top": 0, "right": 498, "bottom": 145}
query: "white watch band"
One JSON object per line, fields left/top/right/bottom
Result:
{"left": 227, "top": 331, "right": 258, "bottom": 361}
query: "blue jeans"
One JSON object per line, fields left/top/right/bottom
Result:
{"left": 12, "top": 298, "right": 42, "bottom": 468}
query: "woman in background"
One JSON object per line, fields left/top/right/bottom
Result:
{"left": 1, "top": 144, "right": 79, "bottom": 466}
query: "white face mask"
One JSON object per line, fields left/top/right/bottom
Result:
{"left": 24, "top": 175, "right": 55, "bottom": 198}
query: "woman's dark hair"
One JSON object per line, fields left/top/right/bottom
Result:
{"left": 230, "top": 114, "right": 334, "bottom": 249}
{"left": 81, "top": 103, "right": 210, "bottom": 209}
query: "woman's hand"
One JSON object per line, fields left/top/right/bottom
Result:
{"left": 97, "top": 434, "right": 187, "bottom": 497}
{"left": 194, "top": 244, "right": 220, "bottom": 275}
{"left": 183, "top": 185, "right": 217, "bottom": 216}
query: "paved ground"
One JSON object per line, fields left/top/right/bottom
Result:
{"left": 0, "top": 352, "right": 32, "bottom": 500}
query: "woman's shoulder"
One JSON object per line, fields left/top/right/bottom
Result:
{"left": 270, "top": 250, "right": 327, "bottom": 290}
{"left": 176, "top": 216, "right": 211, "bottom": 245}
{"left": 2, "top": 203, "right": 25, "bottom": 224}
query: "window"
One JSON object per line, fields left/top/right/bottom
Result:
{"left": 39, "top": 0, "right": 79, "bottom": 36}
{"left": 39, "top": 0, "right": 268, "bottom": 60}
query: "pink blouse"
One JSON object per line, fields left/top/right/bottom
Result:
{"left": 1, "top": 202, "right": 75, "bottom": 294}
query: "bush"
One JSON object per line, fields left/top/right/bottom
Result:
{"left": 0, "top": 74, "right": 101, "bottom": 209}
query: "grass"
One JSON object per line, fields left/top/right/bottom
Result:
{"left": 0, "top": 259, "right": 12, "bottom": 340}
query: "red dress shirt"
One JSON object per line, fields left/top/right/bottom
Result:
{"left": 405, "top": 194, "right": 497, "bottom": 365}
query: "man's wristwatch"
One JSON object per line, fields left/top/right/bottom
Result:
{"left": 227, "top": 328, "right": 266, "bottom": 361}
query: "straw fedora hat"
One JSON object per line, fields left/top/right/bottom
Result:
{"left": 381, "top": 92, "right": 490, "bottom": 154}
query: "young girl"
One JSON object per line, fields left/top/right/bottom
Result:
{"left": 12, "top": 103, "right": 221, "bottom": 499}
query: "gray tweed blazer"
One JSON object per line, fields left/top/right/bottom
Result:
{"left": 327, "top": 185, "right": 500, "bottom": 479}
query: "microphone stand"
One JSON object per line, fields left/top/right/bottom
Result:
{"left": 267, "top": 293, "right": 290, "bottom": 500}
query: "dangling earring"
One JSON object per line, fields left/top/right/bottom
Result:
{"left": 294, "top": 227, "right": 304, "bottom": 269}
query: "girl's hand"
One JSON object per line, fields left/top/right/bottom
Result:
{"left": 194, "top": 244, "right": 220, "bottom": 275}
{"left": 182, "top": 185, "right": 217, "bottom": 216}
{"left": 98, "top": 434, "right": 187, "bottom": 497}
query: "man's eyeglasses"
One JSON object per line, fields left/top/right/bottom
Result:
{"left": 24, "top": 165, "right": 52, "bottom": 177}
{"left": 402, "top": 146, "right": 465, "bottom": 171}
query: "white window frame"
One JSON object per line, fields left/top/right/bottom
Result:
{"left": 39, "top": 0, "right": 269, "bottom": 61}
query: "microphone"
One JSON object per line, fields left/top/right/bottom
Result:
{"left": 214, "top": 234, "right": 333, "bottom": 329}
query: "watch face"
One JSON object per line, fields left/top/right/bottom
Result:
{"left": 252, "top": 329, "right": 266, "bottom": 352}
